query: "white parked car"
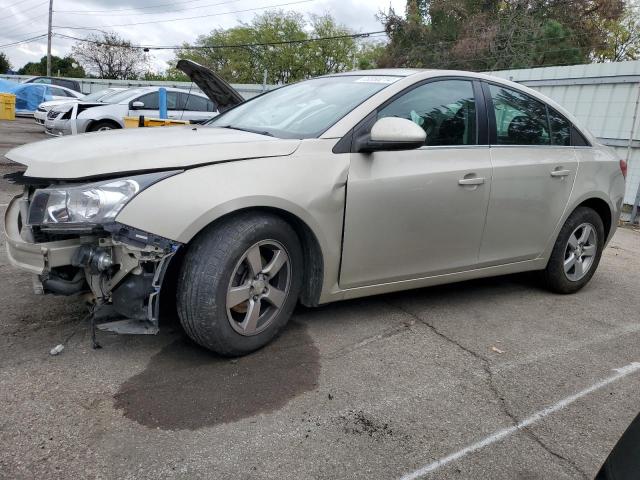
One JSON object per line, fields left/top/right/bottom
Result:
{"left": 44, "top": 86, "right": 218, "bottom": 136}
{"left": 34, "top": 88, "right": 125, "bottom": 126}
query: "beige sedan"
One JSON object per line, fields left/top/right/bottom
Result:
{"left": 4, "top": 69, "right": 626, "bottom": 355}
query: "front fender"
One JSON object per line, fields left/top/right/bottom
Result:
{"left": 116, "top": 145, "right": 349, "bottom": 301}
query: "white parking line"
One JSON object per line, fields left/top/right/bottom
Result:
{"left": 399, "top": 361, "right": 640, "bottom": 480}
{"left": 0, "top": 203, "right": 8, "bottom": 207}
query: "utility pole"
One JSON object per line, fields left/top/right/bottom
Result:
{"left": 46, "top": 0, "right": 53, "bottom": 76}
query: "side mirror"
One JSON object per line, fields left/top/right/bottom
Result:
{"left": 131, "top": 101, "right": 145, "bottom": 109}
{"left": 357, "top": 117, "right": 426, "bottom": 153}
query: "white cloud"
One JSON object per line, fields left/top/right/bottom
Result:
{"left": 0, "top": 0, "right": 405, "bottom": 72}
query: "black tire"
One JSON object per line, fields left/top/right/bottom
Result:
{"left": 542, "top": 206, "right": 605, "bottom": 294}
{"left": 177, "top": 212, "right": 303, "bottom": 356}
{"left": 88, "top": 120, "right": 120, "bottom": 132}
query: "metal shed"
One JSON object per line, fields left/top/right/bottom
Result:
{"left": 490, "top": 60, "right": 640, "bottom": 208}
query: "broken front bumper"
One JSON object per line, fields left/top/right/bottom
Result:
{"left": 4, "top": 195, "right": 82, "bottom": 274}
{"left": 4, "top": 194, "right": 179, "bottom": 334}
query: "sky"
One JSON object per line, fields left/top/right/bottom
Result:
{"left": 0, "top": 0, "right": 406, "bottom": 72}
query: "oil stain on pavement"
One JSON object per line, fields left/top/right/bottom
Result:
{"left": 114, "top": 321, "right": 319, "bottom": 430}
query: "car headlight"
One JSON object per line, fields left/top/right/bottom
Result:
{"left": 27, "top": 171, "right": 179, "bottom": 228}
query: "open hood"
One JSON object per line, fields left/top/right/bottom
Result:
{"left": 6, "top": 126, "right": 300, "bottom": 179}
{"left": 176, "top": 59, "right": 245, "bottom": 112}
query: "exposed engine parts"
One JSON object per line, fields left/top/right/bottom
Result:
{"left": 36, "top": 225, "right": 180, "bottom": 336}
{"left": 72, "top": 245, "right": 114, "bottom": 273}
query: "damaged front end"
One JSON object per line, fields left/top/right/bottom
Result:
{"left": 4, "top": 170, "right": 182, "bottom": 335}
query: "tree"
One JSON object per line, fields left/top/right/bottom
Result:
{"left": 356, "top": 42, "right": 387, "bottom": 70}
{"left": 378, "top": 0, "right": 629, "bottom": 70}
{"left": 72, "top": 32, "right": 149, "bottom": 79}
{"left": 594, "top": 2, "right": 640, "bottom": 61}
{"left": 0, "top": 52, "right": 10, "bottom": 74}
{"left": 17, "top": 55, "right": 84, "bottom": 77}
{"left": 175, "top": 10, "right": 358, "bottom": 84}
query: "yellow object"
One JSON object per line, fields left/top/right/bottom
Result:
{"left": 0, "top": 93, "right": 16, "bottom": 121}
{"left": 123, "top": 116, "right": 190, "bottom": 128}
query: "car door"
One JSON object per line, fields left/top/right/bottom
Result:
{"left": 340, "top": 79, "right": 492, "bottom": 288}
{"left": 479, "top": 82, "right": 578, "bottom": 265}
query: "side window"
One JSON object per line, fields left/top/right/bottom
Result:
{"left": 175, "top": 92, "right": 188, "bottom": 110}
{"left": 185, "top": 94, "right": 209, "bottom": 112}
{"left": 58, "top": 80, "right": 77, "bottom": 91}
{"left": 207, "top": 100, "right": 216, "bottom": 112}
{"left": 488, "top": 84, "right": 550, "bottom": 146}
{"left": 378, "top": 80, "right": 477, "bottom": 146}
{"left": 166, "top": 91, "right": 179, "bottom": 109}
{"left": 548, "top": 107, "right": 571, "bottom": 146}
{"left": 136, "top": 92, "right": 159, "bottom": 109}
{"left": 50, "top": 87, "right": 67, "bottom": 97}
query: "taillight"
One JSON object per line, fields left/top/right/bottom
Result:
{"left": 620, "top": 159, "right": 628, "bottom": 179}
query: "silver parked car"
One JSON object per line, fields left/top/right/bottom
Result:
{"left": 4, "top": 69, "right": 626, "bottom": 356}
{"left": 44, "top": 86, "right": 217, "bottom": 136}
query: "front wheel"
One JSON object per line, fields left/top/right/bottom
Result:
{"left": 177, "top": 212, "right": 303, "bottom": 356}
{"left": 89, "top": 120, "right": 119, "bottom": 132}
{"left": 542, "top": 207, "right": 605, "bottom": 294}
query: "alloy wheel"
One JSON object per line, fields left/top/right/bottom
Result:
{"left": 563, "top": 222, "right": 597, "bottom": 282}
{"left": 226, "top": 240, "right": 291, "bottom": 336}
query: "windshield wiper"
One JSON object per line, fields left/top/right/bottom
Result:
{"left": 220, "top": 125, "right": 274, "bottom": 137}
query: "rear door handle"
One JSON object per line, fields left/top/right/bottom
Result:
{"left": 458, "top": 177, "right": 485, "bottom": 186}
{"left": 551, "top": 169, "right": 571, "bottom": 177}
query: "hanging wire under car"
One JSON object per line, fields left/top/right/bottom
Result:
{"left": 49, "top": 304, "right": 103, "bottom": 355}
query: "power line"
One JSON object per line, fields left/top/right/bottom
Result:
{"left": 0, "top": 13, "right": 49, "bottom": 36}
{"left": 0, "top": 0, "right": 41, "bottom": 8}
{"left": 0, "top": 32, "right": 47, "bottom": 48}
{"left": 53, "top": 29, "right": 605, "bottom": 54}
{"left": 54, "top": 30, "right": 387, "bottom": 50}
{"left": 0, "top": 0, "right": 47, "bottom": 23}
{"left": 52, "top": 0, "right": 318, "bottom": 29}
{"left": 55, "top": 0, "right": 244, "bottom": 16}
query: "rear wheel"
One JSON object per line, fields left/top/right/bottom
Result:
{"left": 177, "top": 212, "right": 303, "bottom": 356}
{"left": 542, "top": 207, "right": 605, "bottom": 294}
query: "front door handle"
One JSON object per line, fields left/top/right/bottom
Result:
{"left": 458, "top": 176, "right": 485, "bottom": 186}
{"left": 551, "top": 169, "right": 571, "bottom": 177}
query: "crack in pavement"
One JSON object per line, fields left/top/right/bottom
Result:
{"left": 385, "top": 299, "right": 589, "bottom": 480}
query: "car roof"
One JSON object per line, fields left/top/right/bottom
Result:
{"left": 123, "top": 85, "right": 208, "bottom": 95}
{"left": 324, "top": 69, "right": 421, "bottom": 78}
{"left": 44, "top": 84, "right": 82, "bottom": 95}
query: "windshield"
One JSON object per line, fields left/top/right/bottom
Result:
{"left": 83, "top": 89, "right": 117, "bottom": 102}
{"left": 208, "top": 75, "right": 401, "bottom": 139}
{"left": 103, "top": 88, "right": 149, "bottom": 104}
